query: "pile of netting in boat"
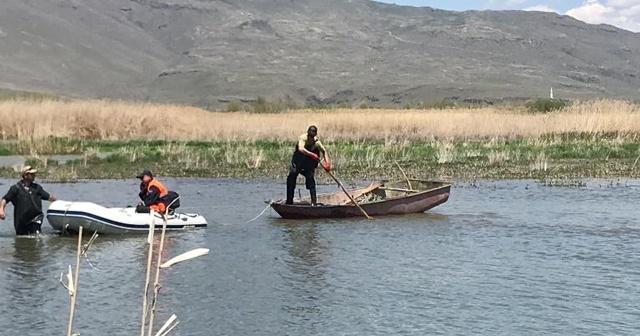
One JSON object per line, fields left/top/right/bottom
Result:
{"left": 354, "top": 192, "right": 385, "bottom": 203}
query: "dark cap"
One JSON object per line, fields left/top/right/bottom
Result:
{"left": 136, "top": 169, "right": 153, "bottom": 179}
{"left": 307, "top": 125, "right": 318, "bottom": 135}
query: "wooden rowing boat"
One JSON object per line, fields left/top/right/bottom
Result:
{"left": 269, "top": 179, "right": 451, "bottom": 219}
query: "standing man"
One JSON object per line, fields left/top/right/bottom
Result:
{"left": 0, "top": 166, "right": 57, "bottom": 236}
{"left": 286, "top": 125, "right": 331, "bottom": 206}
{"left": 136, "top": 169, "right": 169, "bottom": 213}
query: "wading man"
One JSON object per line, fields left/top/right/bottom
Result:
{"left": 286, "top": 125, "right": 331, "bottom": 206}
{"left": 0, "top": 166, "right": 57, "bottom": 236}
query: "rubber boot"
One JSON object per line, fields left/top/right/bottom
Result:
{"left": 286, "top": 173, "right": 297, "bottom": 204}
{"left": 310, "top": 188, "right": 317, "bottom": 207}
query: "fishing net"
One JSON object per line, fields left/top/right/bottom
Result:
{"left": 355, "top": 192, "right": 385, "bottom": 204}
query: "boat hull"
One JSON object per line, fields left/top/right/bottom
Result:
{"left": 270, "top": 180, "right": 451, "bottom": 219}
{"left": 46, "top": 201, "right": 207, "bottom": 234}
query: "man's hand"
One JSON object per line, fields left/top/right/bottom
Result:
{"left": 323, "top": 161, "right": 331, "bottom": 172}
{"left": 309, "top": 153, "right": 319, "bottom": 161}
{"left": 0, "top": 211, "right": 5, "bottom": 220}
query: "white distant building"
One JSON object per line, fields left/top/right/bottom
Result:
{"left": 550, "top": 87, "right": 554, "bottom": 99}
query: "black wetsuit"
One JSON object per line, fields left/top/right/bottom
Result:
{"left": 286, "top": 139, "right": 322, "bottom": 205}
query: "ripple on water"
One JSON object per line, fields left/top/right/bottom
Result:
{"left": 0, "top": 178, "right": 639, "bottom": 335}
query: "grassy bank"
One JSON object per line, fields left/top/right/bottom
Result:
{"left": 0, "top": 99, "right": 639, "bottom": 182}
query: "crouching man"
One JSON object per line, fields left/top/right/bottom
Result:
{"left": 136, "top": 169, "right": 169, "bottom": 214}
{"left": 136, "top": 169, "right": 180, "bottom": 215}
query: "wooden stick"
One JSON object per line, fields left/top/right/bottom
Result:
{"left": 140, "top": 212, "right": 156, "bottom": 336}
{"left": 379, "top": 186, "right": 420, "bottom": 193}
{"left": 147, "top": 212, "right": 168, "bottom": 336}
{"left": 326, "top": 170, "right": 372, "bottom": 219}
{"left": 67, "top": 226, "right": 83, "bottom": 336}
{"left": 147, "top": 197, "right": 179, "bottom": 336}
{"left": 394, "top": 161, "right": 412, "bottom": 190}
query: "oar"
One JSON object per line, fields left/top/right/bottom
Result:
{"left": 161, "top": 248, "right": 210, "bottom": 268}
{"left": 324, "top": 168, "right": 373, "bottom": 220}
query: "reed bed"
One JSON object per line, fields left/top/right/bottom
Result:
{"left": 1, "top": 99, "right": 639, "bottom": 141}
{"left": 1, "top": 98, "right": 639, "bottom": 180}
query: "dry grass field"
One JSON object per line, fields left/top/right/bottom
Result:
{"left": 1, "top": 99, "right": 638, "bottom": 142}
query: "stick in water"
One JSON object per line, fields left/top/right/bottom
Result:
{"left": 147, "top": 212, "right": 168, "bottom": 336}
{"left": 140, "top": 211, "right": 157, "bottom": 336}
{"left": 67, "top": 226, "right": 83, "bottom": 336}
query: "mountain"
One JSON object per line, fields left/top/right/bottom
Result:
{"left": 1, "top": 0, "right": 639, "bottom": 108}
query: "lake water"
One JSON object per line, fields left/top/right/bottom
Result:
{"left": 0, "top": 177, "right": 639, "bottom": 335}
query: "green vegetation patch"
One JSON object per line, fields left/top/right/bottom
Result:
{"left": 525, "top": 99, "right": 567, "bottom": 113}
{"left": 0, "top": 88, "right": 58, "bottom": 101}
{"left": 1, "top": 135, "right": 640, "bottom": 181}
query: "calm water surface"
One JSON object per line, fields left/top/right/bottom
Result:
{"left": 0, "top": 177, "right": 639, "bottom": 335}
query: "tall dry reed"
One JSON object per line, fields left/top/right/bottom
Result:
{"left": 1, "top": 99, "right": 639, "bottom": 141}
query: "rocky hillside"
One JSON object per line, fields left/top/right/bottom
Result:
{"left": 1, "top": 0, "right": 639, "bottom": 107}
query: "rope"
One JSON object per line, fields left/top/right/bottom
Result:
{"left": 64, "top": 202, "right": 72, "bottom": 218}
{"left": 62, "top": 202, "right": 73, "bottom": 235}
{"left": 246, "top": 203, "right": 272, "bottom": 223}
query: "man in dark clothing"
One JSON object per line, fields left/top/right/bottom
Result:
{"left": 0, "top": 166, "right": 57, "bottom": 235}
{"left": 286, "top": 125, "right": 331, "bottom": 206}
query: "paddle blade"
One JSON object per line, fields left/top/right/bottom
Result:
{"left": 155, "top": 314, "right": 179, "bottom": 336}
{"left": 66, "top": 265, "right": 75, "bottom": 296}
{"left": 160, "top": 248, "right": 209, "bottom": 268}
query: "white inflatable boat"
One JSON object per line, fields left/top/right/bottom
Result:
{"left": 46, "top": 201, "right": 208, "bottom": 234}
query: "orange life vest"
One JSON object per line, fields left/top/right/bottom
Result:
{"left": 147, "top": 179, "right": 168, "bottom": 213}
